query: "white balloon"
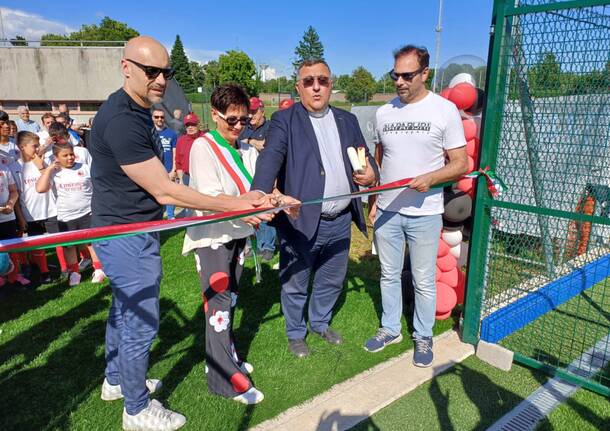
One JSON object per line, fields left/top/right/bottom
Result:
{"left": 442, "top": 229, "right": 463, "bottom": 247}
{"left": 449, "top": 243, "right": 461, "bottom": 258}
{"left": 449, "top": 72, "right": 476, "bottom": 88}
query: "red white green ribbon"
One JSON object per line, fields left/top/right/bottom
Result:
{"left": 0, "top": 171, "right": 501, "bottom": 253}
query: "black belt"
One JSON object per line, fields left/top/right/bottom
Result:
{"left": 320, "top": 206, "right": 351, "bottom": 221}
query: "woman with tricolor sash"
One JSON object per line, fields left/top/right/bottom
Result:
{"left": 182, "top": 84, "right": 264, "bottom": 404}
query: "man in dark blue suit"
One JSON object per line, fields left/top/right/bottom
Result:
{"left": 249, "top": 59, "right": 379, "bottom": 357}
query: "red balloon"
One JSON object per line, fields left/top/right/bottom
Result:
{"left": 457, "top": 177, "right": 474, "bottom": 193}
{"left": 435, "top": 310, "right": 452, "bottom": 320}
{"left": 436, "top": 265, "right": 442, "bottom": 281}
{"left": 436, "top": 281, "right": 457, "bottom": 314}
{"left": 455, "top": 270, "right": 466, "bottom": 304}
{"left": 439, "top": 266, "right": 459, "bottom": 288}
{"left": 437, "top": 239, "right": 450, "bottom": 257}
{"left": 466, "top": 138, "right": 479, "bottom": 157}
{"left": 440, "top": 87, "right": 452, "bottom": 99}
{"left": 462, "top": 119, "right": 478, "bottom": 141}
{"left": 448, "top": 83, "right": 477, "bottom": 110}
{"left": 437, "top": 252, "right": 457, "bottom": 272}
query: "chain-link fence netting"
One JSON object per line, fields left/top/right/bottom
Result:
{"left": 465, "top": 0, "right": 610, "bottom": 395}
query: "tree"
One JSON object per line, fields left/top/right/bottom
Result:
{"left": 217, "top": 50, "right": 259, "bottom": 96}
{"left": 292, "top": 26, "right": 324, "bottom": 73}
{"left": 376, "top": 73, "right": 394, "bottom": 93}
{"left": 530, "top": 53, "right": 561, "bottom": 97}
{"left": 334, "top": 74, "right": 351, "bottom": 92}
{"left": 41, "top": 16, "right": 138, "bottom": 46}
{"left": 170, "top": 35, "right": 196, "bottom": 93}
{"left": 203, "top": 60, "right": 220, "bottom": 90}
{"left": 345, "top": 66, "right": 376, "bottom": 103}
{"left": 190, "top": 61, "right": 205, "bottom": 89}
{"left": 10, "top": 35, "right": 27, "bottom": 46}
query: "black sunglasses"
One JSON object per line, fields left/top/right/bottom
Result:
{"left": 389, "top": 67, "right": 425, "bottom": 82}
{"left": 301, "top": 75, "right": 331, "bottom": 88}
{"left": 216, "top": 111, "right": 250, "bottom": 127}
{"left": 126, "top": 58, "right": 175, "bottom": 80}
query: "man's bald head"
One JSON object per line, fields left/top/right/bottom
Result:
{"left": 121, "top": 36, "right": 171, "bottom": 108}
{"left": 124, "top": 36, "right": 170, "bottom": 67}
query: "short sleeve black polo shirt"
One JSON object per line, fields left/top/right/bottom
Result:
{"left": 89, "top": 88, "right": 164, "bottom": 227}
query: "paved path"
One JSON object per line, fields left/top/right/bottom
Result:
{"left": 252, "top": 330, "right": 475, "bottom": 431}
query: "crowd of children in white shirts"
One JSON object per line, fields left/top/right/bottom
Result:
{"left": 0, "top": 116, "right": 105, "bottom": 288}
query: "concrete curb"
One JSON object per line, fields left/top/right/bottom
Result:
{"left": 252, "top": 330, "right": 475, "bottom": 431}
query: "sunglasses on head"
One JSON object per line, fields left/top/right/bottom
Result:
{"left": 389, "top": 67, "right": 425, "bottom": 82}
{"left": 216, "top": 110, "right": 251, "bottom": 127}
{"left": 300, "top": 75, "right": 331, "bottom": 88}
{"left": 126, "top": 58, "right": 175, "bottom": 80}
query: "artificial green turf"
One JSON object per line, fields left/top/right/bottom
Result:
{"left": 538, "top": 387, "right": 610, "bottom": 431}
{"left": 0, "top": 229, "right": 455, "bottom": 430}
{"left": 352, "top": 356, "right": 549, "bottom": 431}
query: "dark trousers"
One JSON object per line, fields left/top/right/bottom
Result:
{"left": 279, "top": 211, "right": 352, "bottom": 340}
{"left": 196, "top": 238, "right": 251, "bottom": 398}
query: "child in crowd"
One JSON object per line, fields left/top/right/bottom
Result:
{"left": 36, "top": 139, "right": 105, "bottom": 286}
{"left": 0, "top": 119, "right": 20, "bottom": 166}
{"left": 0, "top": 147, "right": 30, "bottom": 288}
{"left": 11, "top": 131, "right": 58, "bottom": 284}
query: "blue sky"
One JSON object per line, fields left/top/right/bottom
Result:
{"left": 0, "top": 0, "right": 494, "bottom": 78}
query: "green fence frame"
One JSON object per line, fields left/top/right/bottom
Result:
{"left": 462, "top": 0, "right": 610, "bottom": 396}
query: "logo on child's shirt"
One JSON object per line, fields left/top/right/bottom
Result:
{"left": 77, "top": 170, "right": 84, "bottom": 177}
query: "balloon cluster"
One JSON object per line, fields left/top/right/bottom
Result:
{"left": 433, "top": 73, "right": 485, "bottom": 320}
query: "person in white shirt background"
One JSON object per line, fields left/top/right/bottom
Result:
{"left": 36, "top": 139, "right": 105, "bottom": 286}
{"left": 11, "top": 131, "right": 58, "bottom": 284}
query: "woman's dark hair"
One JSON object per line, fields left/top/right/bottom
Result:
{"left": 210, "top": 84, "right": 250, "bottom": 114}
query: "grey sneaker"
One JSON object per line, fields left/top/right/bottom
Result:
{"left": 288, "top": 338, "right": 309, "bottom": 358}
{"left": 310, "top": 327, "right": 343, "bottom": 345}
{"left": 101, "top": 377, "right": 162, "bottom": 401}
{"left": 122, "top": 399, "right": 186, "bottom": 431}
{"left": 413, "top": 336, "right": 434, "bottom": 367}
{"left": 364, "top": 328, "right": 403, "bottom": 353}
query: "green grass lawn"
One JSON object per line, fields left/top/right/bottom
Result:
{"left": 0, "top": 227, "right": 456, "bottom": 431}
{"left": 351, "top": 355, "right": 610, "bottom": 431}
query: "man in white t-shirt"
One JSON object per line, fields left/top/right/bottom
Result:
{"left": 365, "top": 45, "right": 468, "bottom": 367}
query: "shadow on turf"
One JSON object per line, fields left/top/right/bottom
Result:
{"left": 0, "top": 289, "right": 109, "bottom": 431}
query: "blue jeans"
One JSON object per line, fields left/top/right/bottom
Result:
{"left": 374, "top": 209, "right": 442, "bottom": 338}
{"left": 93, "top": 233, "right": 162, "bottom": 415}
{"left": 256, "top": 222, "right": 276, "bottom": 252}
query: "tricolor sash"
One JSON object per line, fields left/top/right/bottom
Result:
{"left": 202, "top": 130, "right": 252, "bottom": 195}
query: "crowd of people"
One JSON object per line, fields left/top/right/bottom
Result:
{"left": 0, "top": 105, "right": 104, "bottom": 288}
{"left": 3, "top": 34, "right": 468, "bottom": 431}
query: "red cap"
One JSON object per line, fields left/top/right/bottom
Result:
{"left": 249, "top": 97, "right": 264, "bottom": 111}
{"left": 279, "top": 98, "right": 294, "bottom": 110}
{"left": 183, "top": 113, "right": 199, "bottom": 125}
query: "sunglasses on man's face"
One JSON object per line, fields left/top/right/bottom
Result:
{"left": 300, "top": 75, "right": 331, "bottom": 88}
{"left": 153, "top": 115, "right": 165, "bottom": 119}
{"left": 126, "top": 58, "right": 175, "bottom": 80}
{"left": 389, "top": 67, "right": 425, "bottom": 82}
{"left": 216, "top": 111, "right": 251, "bottom": 127}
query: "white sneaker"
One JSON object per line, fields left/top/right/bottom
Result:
{"left": 91, "top": 268, "right": 106, "bottom": 283}
{"left": 101, "top": 378, "right": 162, "bottom": 401}
{"left": 122, "top": 399, "right": 186, "bottom": 431}
{"left": 68, "top": 272, "right": 81, "bottom": 286}
{"left": 240, "top": 361, "right": 254, "bottom": 374}
{"left": 233, "top": 387, "right": 264, "bottom": 405}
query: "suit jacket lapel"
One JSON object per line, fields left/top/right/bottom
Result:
{"left": 297, "top": 103, "right": 323, "bottom": 167}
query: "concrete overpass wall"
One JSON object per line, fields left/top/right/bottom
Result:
{"left": 0, "top": 47, "right": 124, "bottom": 101}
